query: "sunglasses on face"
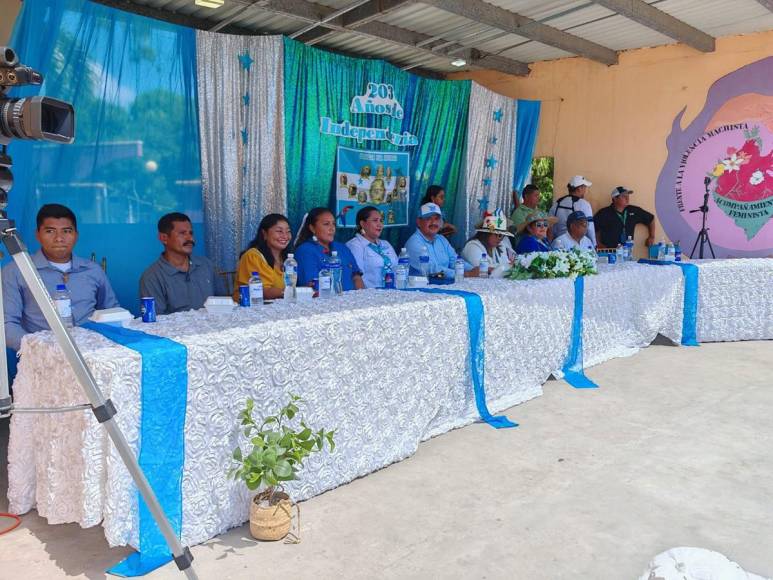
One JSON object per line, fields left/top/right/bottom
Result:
{"left": 533, "top": 221, "right": 549, "bottom": 228}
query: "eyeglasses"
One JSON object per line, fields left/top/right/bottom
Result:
{"left": 533, "top": 221, "right": 549, "bottom": 228}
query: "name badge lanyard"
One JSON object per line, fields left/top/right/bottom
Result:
{"left": 616, "top": 209, "right": 629, "bottom": 244}
{"left": 367, "top": 241, "right": 393, "bottom": 275}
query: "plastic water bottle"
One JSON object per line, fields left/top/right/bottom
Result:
{"left": 318, "top": 260, "right": 333, "bottom": 298}
{"left": 615, "top": 244, "right": 625, "bottom": 265}
{"left": 674, "top": 241, "right": 682, "bottom": 262}
{"left": 53, "top": 283, "right": 73, "bottom": 328}
{"left": 396, "top": 248, "right": 410, "bottom": 289}
{"left": 624, "top": 236, "right": 634, "bottom": 261}
{"left": 419, "top": 246, "right": 430, "bottom": 278}
{"left": 454, "top": 258, "right": 465, "bottom": 282}
{"left": 479, "top": 253, "right": 489, "bottom": 278}
{"left": 283, "top": 253, "right": 298, "bottom": 301}
{"left": 665, "top": 242, "right": 675, "bottom": 262}
{"left": 328, "top": 250, "right": 343, "bottom": 295}
{"left": 248, "top": 271, "right": 263, "bottom": 308}
{"left": 657, "top": 239, "right": 666, "bottom": 260}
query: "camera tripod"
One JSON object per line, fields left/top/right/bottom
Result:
{"left": 689, "top": 176, "right": 716, "bottom": 259}
{"left": 0, "top": 213, "right": 199, "bottom": 579}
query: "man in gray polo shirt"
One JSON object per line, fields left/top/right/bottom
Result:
{"left": 140, "top": 212, "right": 226, "bottom": 315}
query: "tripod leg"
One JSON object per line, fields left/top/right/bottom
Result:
{"left": 706, "top": 232, "right": 716, "bottom": 259}
{"left": 1, "top": 229, "right": 198, "bottom": 579}
{"left": 690, "top": 233, "right": 700, "bottom": 259}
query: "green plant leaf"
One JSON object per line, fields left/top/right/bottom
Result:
{"left": 232, "top": 447, "right": 242, "bottom": 461}
{"left": 275, "top": 459, "right": 293, "bottom": 478}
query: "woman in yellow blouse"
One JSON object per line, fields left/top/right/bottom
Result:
{"left": 234, "top": 214, "right": 292, "bottom": 300}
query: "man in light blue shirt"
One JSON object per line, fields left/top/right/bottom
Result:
{"left": 2, "top": 204, "right": 119, "bottom": 351}
{"left": 405, "top": 203, "right": 477, "bottom": 279}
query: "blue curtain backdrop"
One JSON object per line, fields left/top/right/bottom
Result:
{"left": 283, "top": 38, "right": 471, "bottom": 249}
{"left": 513, "top": 99, "right": 541, "bottom": 195}
{"left": 7, "top": 0, "right": 203, "bottom": 314}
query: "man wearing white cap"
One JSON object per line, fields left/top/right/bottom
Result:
{"left": 549, "top": 175, "right": 596, "bottom": 247}
{"left": 594, "top": 186, "right": 656, "bottom": 249}
{"left": 405, "top": 202, "right": 477, "bottom": 279}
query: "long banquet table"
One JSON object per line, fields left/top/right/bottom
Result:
{"left": 6, "top": 259, "right": 773, "bottom": 549}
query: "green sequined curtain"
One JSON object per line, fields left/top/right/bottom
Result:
{"left": 283, "top": 38, "right": 470, "bottom": 248}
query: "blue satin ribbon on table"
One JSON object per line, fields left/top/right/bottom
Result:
{"left": 82, "top": 322, "right": 189, "bottom": 577}
{"left": 637, "top": 260, "right": 700, "bottom": 346}
{"left": 561, "top": 276, "right": 598, "bottom": 389}
{"left": 404, "top": 288, "right": 517, "bottom": 429}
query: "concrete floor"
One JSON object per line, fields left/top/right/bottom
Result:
{"left": 1, "top": 340, "right": 772, "bottom": 580}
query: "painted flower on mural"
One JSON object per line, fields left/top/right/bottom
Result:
{"left": 721, "top": 148, "right": 750, "bottom": 172}
{"left": 713, "top": 137, "right": 773, "bottom": 203}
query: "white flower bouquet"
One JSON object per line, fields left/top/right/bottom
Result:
{"left": 506, "top": 248, "right": 598, "bottom": 280}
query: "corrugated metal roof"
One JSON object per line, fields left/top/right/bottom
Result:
{"left": 121, "top": 0, "right": 773, "bottom": 75}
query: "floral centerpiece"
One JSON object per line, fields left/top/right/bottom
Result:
{"left": 506, "top": 248, "right": 598, "bottom": 280}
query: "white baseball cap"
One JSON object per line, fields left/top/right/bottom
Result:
{"left": 569, "top": 175, "right": 592, "bottom": 188}
{"left": 418, "top": 202, "right": 443, "bottom": 219}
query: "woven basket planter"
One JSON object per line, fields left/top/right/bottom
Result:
{"left": 249, "top": 489, "right": 293, "bottom": 541}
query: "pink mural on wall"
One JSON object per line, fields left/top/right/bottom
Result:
{"left": 656, "top": 58, "right": 773, "bottom": 257}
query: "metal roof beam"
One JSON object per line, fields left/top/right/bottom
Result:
{"left": 593, "top": 0, "right": 715, "bottom": 52}
{"left": 753, "top": 0, "right": 773, "bottom": 11}
{"left": 297, "top": 0, "right": 418, "bottom": 45}
{"left": 258, "top": 0, "right": 530, "bottom": 75}
{"left": 422, "top": 0, "right": 619, "bottom": 66}
{"left": 91, "top": 0, "right": 254, "bottom": 33}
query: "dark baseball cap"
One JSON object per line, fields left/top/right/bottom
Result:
{"left": 566, "top": 211, "right": 588, "bottom": 226}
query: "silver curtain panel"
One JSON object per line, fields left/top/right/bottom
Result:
{"left": 456, "top": 82, "right": 517, "bottom": 242}
{"left": 196, "top": 32, "right": 286, "bottom": 273}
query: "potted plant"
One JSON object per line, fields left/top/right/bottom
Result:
{"left": 229, "top": 394, "right": 336, "bottom": 541}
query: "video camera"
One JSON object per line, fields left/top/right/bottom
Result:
{"left": 0, "top": 45, "right": 75, "bottom": 207}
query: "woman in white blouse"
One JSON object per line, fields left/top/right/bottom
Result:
{"left": 461, "top": 209, "right": 515, "bottom": 276}
{"left": 345, "top": 206, "right": 399, "bottom": 288}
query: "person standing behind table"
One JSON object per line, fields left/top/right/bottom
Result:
{"left": 294, "top": 207, "right": 364, "bottom": 291}
{"left": 594, "top": 186, "right": 656, "bottom": 251}
{"left": 420, "top": 185, "right": 457, "bottom": 239}
{"left": 140, "top": 212, "right": 226, "bottom": 315}
{"left": 515, "top": 211, "right": 557, "bottom": 254}
{"left": 551, "top": 211, "right": 596, "bottom": 252}
{"left": 549, "top": 175, "right": 596, "bottom": 247}
{"left": 345, "top": 206, "right": 399, "bottom": 289}
{"left": 405, "top": 202, "right": 479, "bottom": 280}
{"left": 234, "top": 214, "right": 292, "bottom": 301}
{"left": 462, "top": 209, "right": 515, "bottom": 274}
{"left": 2, "top": 204, "right": 119, "bottom": 351}
{"left": 509, "top": 184, "right": 542, "bottom": 243}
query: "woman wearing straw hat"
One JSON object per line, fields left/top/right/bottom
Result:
{"left": 515, "top": 211, "right": 558, "bottom": 254}
{"left": 462, "top": 209, "right": 515, "bottom": 274}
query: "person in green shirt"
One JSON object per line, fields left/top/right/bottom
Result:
{"left": 510, "top": 184, "right": 544, "bottom": 244}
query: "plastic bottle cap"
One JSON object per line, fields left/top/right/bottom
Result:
{"left": 288, "top": 253, "right": 294, "bottom": 258}
{"left": 56, "top": 284, "right": 66, "bottom": 290}
{"left": 332, "top": 251, "right": 338, "bottom": 256}
{"left": 251, "top": 271, "right": 258, "bottom": 276}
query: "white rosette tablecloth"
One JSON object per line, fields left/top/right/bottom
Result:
{"left": 6, "top": 259, "right": 772, "bottom": 549}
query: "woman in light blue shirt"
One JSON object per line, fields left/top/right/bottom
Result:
{"left": 345, "top": 206, "right": 399, "bottom": 289}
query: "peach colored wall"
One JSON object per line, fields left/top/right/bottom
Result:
{"left": 450, "top": 29, "right": 773, "bottom": 248}
{"left": 0, "top": 0, "right": 21, "bottom": 45}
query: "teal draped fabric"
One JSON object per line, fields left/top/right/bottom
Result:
{"left": 283, "top": 38, "right": 470, "bottom": 249}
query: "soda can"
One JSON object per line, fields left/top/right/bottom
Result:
{"left": 140, "top": 297, "right": 156, "bottom": 323}
{"left": 238, "top": 285, "right": 250, "bottom": 307}
{"left": 607, "top": 252, "right": 617, "bottom": 265}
